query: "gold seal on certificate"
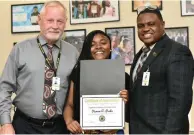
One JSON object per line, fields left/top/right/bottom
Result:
{"left": 80, "top": 95, "right": 125, "bottom": 130}
{"left": 99, "top": 115, "right": 105, "bottom": 122}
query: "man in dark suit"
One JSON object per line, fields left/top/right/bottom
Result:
{"left": 129, "top": 6, "right": 194, "bottom": 134}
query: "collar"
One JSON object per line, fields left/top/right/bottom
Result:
{"left": 143, "top": 43, "right": 155, "bottom": 51}
{"left": 38, "top": 35, "right": 61, "bottom": 48}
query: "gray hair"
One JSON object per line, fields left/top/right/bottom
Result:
{"left": 40, "top": 1, "right": 67, "bottom": 18}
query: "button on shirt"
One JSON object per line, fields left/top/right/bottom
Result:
{"left": 0, "top": 36, "right": 79, "bottom": 124}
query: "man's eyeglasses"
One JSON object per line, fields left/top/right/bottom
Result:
{"left": 137, "top": 5, "right": 158, "bottom": 15}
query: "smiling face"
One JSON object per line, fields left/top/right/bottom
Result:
{"left": 38, "top": 5, "right": 67, "bottom": 44}
{"left": 91, "top": 34, "right": 111, "bottom": 60}
{"left": 137, "top": 13, "right": 165, "bottom": 46}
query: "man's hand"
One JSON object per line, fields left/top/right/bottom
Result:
{"left": 0, "top": 124, "right": 15, "bottom": 134}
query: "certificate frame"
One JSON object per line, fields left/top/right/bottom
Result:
{"left": 11, "top": 3, "right": 44, "bottom": 34}
{"left": 80, "top": 95, "right": 125, "bottom": 130}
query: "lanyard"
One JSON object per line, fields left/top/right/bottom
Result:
{"left": 37, "top": 36, "right": 61, "bottom": 76}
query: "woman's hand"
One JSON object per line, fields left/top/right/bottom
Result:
{"left": 66, "top": 119, "right": 83, "bottom": 134}
{"left": 119, "top": 89, "right": 128, "bottom": 103}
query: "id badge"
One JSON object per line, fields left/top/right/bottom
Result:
{"left": 142, "top": 72, "right": 150, "bottom": 86}
{"left": 52, "top": 77, "right": 60, "bottom": 90}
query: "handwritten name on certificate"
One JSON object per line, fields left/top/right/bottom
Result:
{"left": 80, "top": 95, "right": 124, "bottom": 130}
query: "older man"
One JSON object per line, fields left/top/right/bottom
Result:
{"left": 0, "top": 1, "right": 78, "bottom": 134}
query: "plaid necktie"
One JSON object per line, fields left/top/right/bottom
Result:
{"left": 42, "top": 45, "right": 57, "bottom": 118}
{"left": 134, "top": 46, "right": 150, "bottom": 81}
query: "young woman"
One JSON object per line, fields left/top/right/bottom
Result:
{"left": 64, "top": 30, "right": 130, "bottom": 134}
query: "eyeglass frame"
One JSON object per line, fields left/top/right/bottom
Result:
{"left": 137, "top": 5, "right": 159, "bottom": 15}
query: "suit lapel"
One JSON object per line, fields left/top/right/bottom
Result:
{"left": 130, "top": 49, "right": 142, "bottom": 88}
{"left": 140, "top": 47, "right": 163, "bottom": 73}
{"left": 130, "top": 50, "right": 142, "bottom": 74}
{"left": 132, "top": 34, "right": 168, "bottom": 89}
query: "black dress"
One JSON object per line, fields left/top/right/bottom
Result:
{"left": 66, "top": 63, "right": 130, "bottom": 133}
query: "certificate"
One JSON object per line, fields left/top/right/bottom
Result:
{"left": 91, "top": 5, "right": 97, "bottom": 14}
{"left": 30, "top": 16, "right": 38, "bottom": 24}
{"left": 80, "top": 95, "right": 125, "bottom": 130}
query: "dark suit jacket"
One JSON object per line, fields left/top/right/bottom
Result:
{"left": 129, "top": 34, "right": 193, "bottom": 134}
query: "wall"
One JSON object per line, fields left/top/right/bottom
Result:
{"left": 0, "top": 0, "right": 194, "bottom": 132}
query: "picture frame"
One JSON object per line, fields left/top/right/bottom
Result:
{"left": 180, "top": 0, "right": 194, "bottom": 16}
{"left": 69, "top": 0, "right": 120, "bottom": 24}
{"left": 165, "top": 27, "right": 189, "bottom": 47}
{"left": 62, "top": 29, "right": 86, "bottom": 53}
{"left": 11, "top": 3, "right": 44, "bottom": 33}
{"left": 132, "top": 0, "right": 162, "bottom": 12}
{"left": 105, "top": 27, "right": 136, "bottom": 65}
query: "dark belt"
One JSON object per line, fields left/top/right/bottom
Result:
{"left": 15, "top": 109, "right": 63, "bottom": 127}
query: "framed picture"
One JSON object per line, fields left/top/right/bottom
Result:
{"left": 11, "top": 3, "right": 44, "bottom": 33}
{"left": 69, "top": 0, "right": 120, "bottom": 24}
{"left": 62, "top": 29, "right": 86, "bottom": 53}
{"left": 132, "top": 0, "right": 162, "bottom": 12}
{"left": 181, "top": 0, "right": 194, "bottom": 16}
{"left": 165, "top": 27, "right": 189, "bottom": 47}
{"left": 105, "top": 27, "right": 136, "bottom": 65}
